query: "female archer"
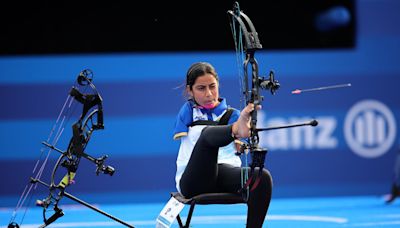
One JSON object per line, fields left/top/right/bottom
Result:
{"left": 173, "top": 62, "right": 272, "bottom": 227}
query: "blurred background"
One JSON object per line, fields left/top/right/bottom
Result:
{"left": 0, "top": 0, "right": 399, "bottom": 215}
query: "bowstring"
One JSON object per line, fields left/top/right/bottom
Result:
{"left": 230, "top": 3, "right": 246, "bottom": 111}
{"left": 230, "top": 2, "right": 249, "bottom": 200}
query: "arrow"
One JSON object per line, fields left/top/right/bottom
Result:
{"left": 292, "top": 83, "right": 351, "bottom": 94}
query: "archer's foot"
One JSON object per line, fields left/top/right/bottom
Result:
{"left": 385, "top": 183, "right": 400, "bottom": 204}
{"left": 232, "top": 103, "right": 260, "bottom": 138}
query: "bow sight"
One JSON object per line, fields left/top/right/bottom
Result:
{"left": 259, "top": 70, "right": 280, "bottom": 95}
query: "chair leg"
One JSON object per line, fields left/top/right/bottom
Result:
{"left": 184, "top": 201, "right": 196, "bottom": 227}
{"left": 176, "top": 201, "right": 196, "bottom": 228}
{"left": 176, "top": 214, "right": 184, "bottom": 228}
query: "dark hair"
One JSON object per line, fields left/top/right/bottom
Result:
{"left": 186, "top": 62, "right": 219, "bottom": 90}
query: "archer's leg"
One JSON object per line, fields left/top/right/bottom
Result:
{"left": 180, "top": 103, "right": 256, "bottom": 197}
{"left": 386, "top": 150, "right": 400, "bottom": 203}
{"left": 180, "top": 125, "right": 235, "bottom": 197}
{"left": 246, "top": 168, "right": 273, "bottom": 228}
{"left": 218, "top": 165, "right": 273, "bottom": 228}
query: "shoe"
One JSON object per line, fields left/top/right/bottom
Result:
{"left": 385, "top": 183, "right": 400, "bottom": 204}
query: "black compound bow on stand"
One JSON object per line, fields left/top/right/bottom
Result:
{"left": 8, "top": 69, "right": 134, "bottom": 228}
{"left": 228, "top": 2, "right": 318, "bottom": 200}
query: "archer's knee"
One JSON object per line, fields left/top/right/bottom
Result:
{"left": 254, "top": 168, "right": 273, "bottom": 192}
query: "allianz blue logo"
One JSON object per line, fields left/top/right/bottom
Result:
{"left": 344, "top": 99, "right": 397, "bottom": 158}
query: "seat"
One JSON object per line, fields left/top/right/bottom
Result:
{"left": 171, "top": 192, "right": 246, "bottom": 228}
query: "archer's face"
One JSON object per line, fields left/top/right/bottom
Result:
{"left": 188, "top": 74, "right": 220, "bottom": 109}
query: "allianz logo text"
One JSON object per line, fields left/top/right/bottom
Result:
{"left": 257, "top": 99, "right": 397, "bottom": 158}
{"left": 258, "top": 112, "right": 338, "bottom": 151}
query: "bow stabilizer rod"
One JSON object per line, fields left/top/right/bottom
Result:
{"left": 257, "top": 119, "right": 318, "bottom": 132}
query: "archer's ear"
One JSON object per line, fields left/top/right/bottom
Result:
{"left": 186, "top": 86, "right": 193, "bottom": 97}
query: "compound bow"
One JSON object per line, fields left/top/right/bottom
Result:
{"left": 228, "top": 2, "right": 317, "bottom": 199}
{"left": 8, "top": 69, "right": 133, "bottom": 228}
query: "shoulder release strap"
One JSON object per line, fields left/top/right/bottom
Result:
{"left": 218, "top": 108, "right": 234, "bottom": 125}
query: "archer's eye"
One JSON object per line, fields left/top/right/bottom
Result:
{"left": 196, "top": 86, "right": 206, "bottom": 91}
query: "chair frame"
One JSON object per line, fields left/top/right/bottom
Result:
{"left": 171, "top": 192, "right": 246, "bottom": 228}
